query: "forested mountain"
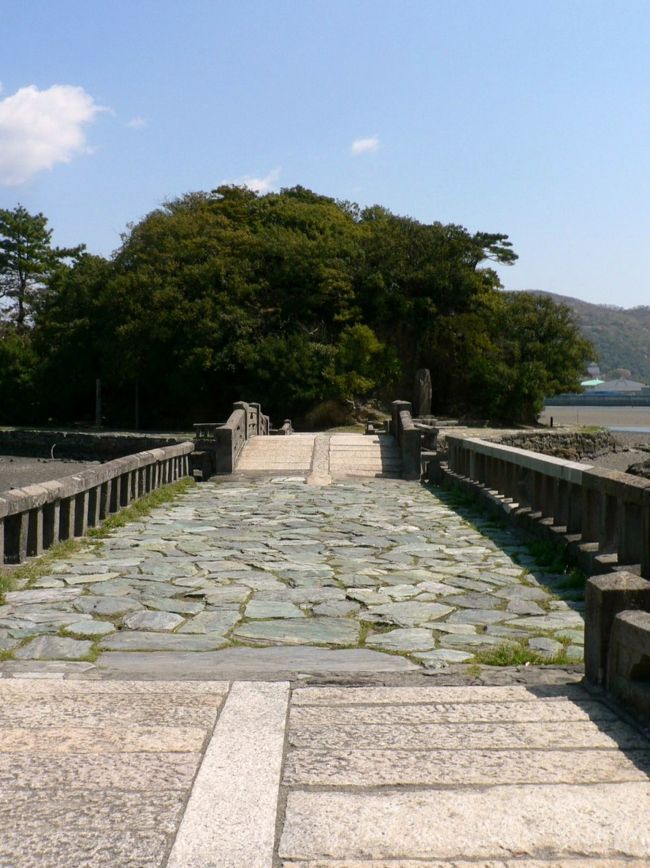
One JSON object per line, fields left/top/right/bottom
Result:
{"left": 0, "top": 190, "right": 592, "bottom": 427}
{"left": 530, "top": 291, "right": 650, "bottom": 382}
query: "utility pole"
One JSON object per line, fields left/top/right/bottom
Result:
{"left": 95, "top": 379, "right": 101, "bottom": 428}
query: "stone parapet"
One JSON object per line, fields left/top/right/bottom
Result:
{"left": 442, "top": 434, "right": 650, "bottom": 580}
{"left": 391, "top": 401, "right": 421, "bottom": 480}
{"left": 0, "top": 441, "right": 194, "bottom": 565}
{"left": 193, "top": 401, "right": 281, "bottom": 478}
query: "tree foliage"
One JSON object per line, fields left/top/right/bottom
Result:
{"left": 0, "top": 191, "right": 592, "bottom": 427}
{"left": 0, "top": 205, "right": 84, "bottom": 328}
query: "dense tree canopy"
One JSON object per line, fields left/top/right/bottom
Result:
{"left": 0, "top": 189, "right": 592, "bottom": 428}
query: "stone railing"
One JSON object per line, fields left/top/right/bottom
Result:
{"left": 193, "top": 401, "right": 279, "bottom": 478}
{"left": 390, "top": 401, "right": 421, "bottom": 480}
{"left": 441, "top": 433, "right": 650, "bottom": 718}
{"left": 0, "top": 441, "right": 194, "bottom": 565}
{"left": 441, "top": 434, "right": 650, "bottom": 579}
{"left": 585, "top": 573, "right": 650, "bottom": 718}
{"left": 270, "top": 419, "right": 293, "bottom": 436}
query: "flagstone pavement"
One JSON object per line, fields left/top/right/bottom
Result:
{"left": 1, "top": 477, "right": 585, "bottom": 677}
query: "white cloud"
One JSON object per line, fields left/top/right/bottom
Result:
{"left": 351, "top": 136, "right": 379, "bottom": 155}
{"left": 234, "top": 167, "right": 281, "bottom": 194}
{"left": 127, "top": 116, "right": 147, "bottom": 129}
{"left": 0, "top": 84, "right": 103, "bottom": 186}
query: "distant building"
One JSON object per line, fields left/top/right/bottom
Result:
{"left": 590, "top": 378, "right": 649, "bottom": 394}
{"left": 581, "top": 377, "right": 605, "bottom": 389}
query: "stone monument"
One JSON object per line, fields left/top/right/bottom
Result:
{"left": 413, "top": 368, "right": 432, "bottom": 417}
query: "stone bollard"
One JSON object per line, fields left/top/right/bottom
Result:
{"left": 585, "top": 572, "right": 650, "bottom": 685}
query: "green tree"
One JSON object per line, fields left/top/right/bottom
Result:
{"left": 0, "top": 205, "right": 84, "bottom": 328}
{"left": 0, "top": 326, "right": 39, "bottom": 423}
{"left": 28, "top": 186, "right": 592, "bottom": 428}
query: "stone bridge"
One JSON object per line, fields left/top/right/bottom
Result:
{"left": 0, "top": 399, "right": 649, "bottom": 864}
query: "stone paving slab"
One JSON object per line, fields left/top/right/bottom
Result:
{"left": 278, "top": 784, "right": 650, "bottom": 861}
{"left": 288, "top": 719, "right": 648, "bottom": 751}
{"left": 289, "top": 699, "right": 619, "bottom": 725}
{"left": 0, "top": 725, "right": 208, "bottom": 754}
{"left": 281, "top": 861, "right": 650, "bottom": 867}
{"left": 291, "top": 684, "right": 589, "bottom": 704}
{"left": 94, "top": 646, "right": 417, "bottom": 679}
{"left": 284, "top": 747, "right": 650, "bottom": 786}
{"left": 0, "top": 678, "right": 230, "bottom": 694}
{"left": 168, "top": 681, "right": 289, "bottom": 868}
{"left": 0, "top": 694, "right": 223, "bottom": 728}
{"left": 0, "top": 752, "right": 201, "bottom": 790}
{"left": 0, "top": 824, "right": 172, "bottom": 867}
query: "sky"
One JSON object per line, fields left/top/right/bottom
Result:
{"left": 1, "top": 0, "right": 650, "bottom": 307}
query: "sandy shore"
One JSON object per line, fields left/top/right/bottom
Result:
{"left": 540, "top": 405, "right": 650, "bottom": 431}
{"left": 0, "top": 456, "right": 96, "bottom": 494}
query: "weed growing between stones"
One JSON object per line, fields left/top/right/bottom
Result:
{"left": 474, "top": 641, "right": 572, "bottom": 666}
{"left": 0, "top": 537, "right": 89, "bottom": 598}
{"left": 87, "top": 477, "right": 196, "bottom": 538}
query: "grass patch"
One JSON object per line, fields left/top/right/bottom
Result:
{"left": 0, "top": 537, "right": 90, "bottom": 597}
{"left": 474, "top": 641, "right": 572, "bottom": 666}
{"left": 87, "top": 478, "right": 196, "bottom": 538}
{"left": 525, "top": 539, "right": 568, "bottom": 574}
{"left": 0, "top": 649, "right": 15, "bottom": 662}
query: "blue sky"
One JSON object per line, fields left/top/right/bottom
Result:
{"left": 2, "top": 1, "right": 649, "bottom": 307}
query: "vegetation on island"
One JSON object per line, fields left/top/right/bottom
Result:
{"left": 532, "top": 290, "right": 650, "bottom": 384}
{"left": 0, "top": 189, "right": 592, "bottom": 428}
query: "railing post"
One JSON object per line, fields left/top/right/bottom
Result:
{"left": 585, "top": 572, "right": 650, "bottom": 684}
{"left": 391, "top": 400, "right": 412, "bottom": 443}
{"left": 74, "top": 491, "right": 89, "bottom": 537}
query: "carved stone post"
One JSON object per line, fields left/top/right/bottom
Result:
{"left": 413, "top": 369, "right": 432, "bottom": 418}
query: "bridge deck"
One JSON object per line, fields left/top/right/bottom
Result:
{"left": 1, "top": 473, "right": 647, "bottom": 863}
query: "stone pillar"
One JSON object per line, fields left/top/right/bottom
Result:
{"left": 74, "top": 492, "right": 89, "bottom": 537}
{"left": 87, "top": 487, "right": 100, "bottom": 528}
{"left": 250, "top": 403, "right": 262, "bottom": 436}
{"left": 391, "top": 401, "right": 412, "bottom": 443}
{"left": 27, "top": 507, "right": 44, "bottom": 557}
{"left": 642, "top": 497, "right": 650, "bottom": 580}
{"left": 585, "top": 572, "right": 650, "bottom": 684}
{"left": 43, "top": 501, "right": 60, "bottom": 548}
{"left": 100, "top": 481, "right": 111, "bottom": 519}
{"left": 233, "top": 402, "right": 249, "bottom": 440}
{"left": 581, "top": 486, "right": 601, "bottom": 543}
{"left": 10, "top": 513, "right": 29, "bottom": 563}
{"left": 618, "top": 500, "right": 642, "bottom": 566}
{"left": 401, "top": 426, "right": 421, "bottom": 480}
{"left": 566, "top": 483, "right": 582, "bottom": 534}
{"left": 413, "top": 369, "right": 432, "bottom": 418}
{"left": 59, "top": 497, "right": 75, "bottom": 541}
{"left": 599, "top": 493, "right": 618, "bottom": 554}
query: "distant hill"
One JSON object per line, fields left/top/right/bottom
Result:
{"left": 526, "top": 291, "right": 650, "bottom": 383}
